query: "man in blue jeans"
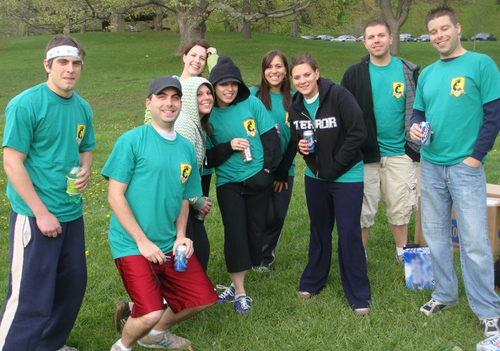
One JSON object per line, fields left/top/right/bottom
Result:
{"left": 410, "top": 6, "right": 500, "bottom": 337}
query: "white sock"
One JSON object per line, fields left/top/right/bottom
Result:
{"left": 396, "top": 247, "right": 404, "bottom": 256}
{"left": 149, "top": 329, "right": 165, "bottom": 336}
{"left": 116, "top": 339, "right": 132, "bottom": 351}
{"left": 235, "top": 293, "right": 246, "bottom": 299}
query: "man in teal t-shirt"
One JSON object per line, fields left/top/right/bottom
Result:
{"left": 341, "top": 19, "right": 420, "bottom": 263}
{"left": 103, "top": 77, "right": 217, "bottom": 351}
{"left": 0, "top": 36, "right": 94, "bottom": 351}
{"left": 410, "top": 6, "right": 500, "bottom": 337}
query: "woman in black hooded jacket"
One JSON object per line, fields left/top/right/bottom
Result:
{"left": 205, "top": 56, "right": 281, "bottom": 315}
{"left": 287, "top": 53, "right": 371, "bottom": 315}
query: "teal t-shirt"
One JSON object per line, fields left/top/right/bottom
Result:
{"left": 208, "top": 96, "right": 275, "bottom": 186}
{"left": 369, "top": 57, "right": 406, "bottom": 156}
{"left": 3, "top": 83, "right": 95, "bottom": 222}
{"left": 302, "top": 95, "right": 364, "bottom": 182}
{"left": 413, "top": 51, "right": 500, "bottom": 165}
{"left": 101, "top": 125, "right": 201, "bottom": 259}
{"left": 249, "top": 87, "right": 295, "bottom": 177}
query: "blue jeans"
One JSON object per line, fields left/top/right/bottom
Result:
{"left": 421, "top": 158, "right": 500, "bottom": 319}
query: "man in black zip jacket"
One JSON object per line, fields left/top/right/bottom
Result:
{"left": 341, "top": 19, "right": 420, "bottom": 263}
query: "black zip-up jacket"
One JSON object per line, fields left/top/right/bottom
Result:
{"left": 341, "top": 55, "right": 420, "bottom": 163}
{"left": 286, "top": 78, "right": 366, "bottom": 181}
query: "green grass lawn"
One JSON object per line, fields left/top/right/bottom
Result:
{"left": 0, "top": 31, "right": 499, "bottom": 351}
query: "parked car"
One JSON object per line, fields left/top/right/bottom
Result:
{"left": 316, "top": 35, "right": 335, "bottom": 41}
{"left": 471, "top": 33, "right": 497, "bottom": 41}
{"left": 300, "top": 35, "right": 315, "bottom": 40}
{"left": 356, "top": 36, "right": 364, "bottom": 42}
{"left": 416, "top": 34, "right": 430, "bottom": 42}
{"left": 335, "top": 35, "right": 356, "bottom": 42}
{"left": 400, "top": 34, "right": 416, "bottom": 42}
{"left": 460, "top": 34, "right": 468, "bottom": 42}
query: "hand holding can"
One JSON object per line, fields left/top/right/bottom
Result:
{"left": 419, "top": 122, "right": 431, "bottom": 145}
{"left": 303, "top": 130, "right": 315, "bottom": 153}
{"left": 195, "top": 196, "right": 211, "bottom": 221}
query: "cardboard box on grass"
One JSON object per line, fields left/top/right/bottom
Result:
{"left": 404, "top": 247, "right": 435, "bottom": 290}
{"left": 414, "top": 169, "right": 500, "bottom": 257}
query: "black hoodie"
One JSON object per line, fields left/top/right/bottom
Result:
{"left": 205, "top": 55, "right": 281, "bottom": 187}
{"left": 208, "top": 55, "right": 250, "bottom": 106}
{"left": 288, "top": 78, "right": 366, "bottom": 181}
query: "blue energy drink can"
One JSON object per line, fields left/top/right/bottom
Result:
{"left": 174, "top": 245, "right": 188, "bottom": 272}
{"left": 303, "top": 130, "right": 315, "bottom": 153}
{"left": 419, "top": 122, "right": 431, "bottom": 145}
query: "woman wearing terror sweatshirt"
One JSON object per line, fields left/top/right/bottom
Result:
{"left": 205, "top": 56, "right": 281, "bottom": 315}
{"left": 288, "top": 53, "right": 371, "bottom": 315}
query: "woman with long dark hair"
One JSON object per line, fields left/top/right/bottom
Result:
{"left": 250, "top": 50, "right": 295, "bottom": 272}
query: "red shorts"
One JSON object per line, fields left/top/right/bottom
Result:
{"left": 115, "top": 253, "right": 217, "bottom": 317}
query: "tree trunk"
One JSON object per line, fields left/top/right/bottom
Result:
{"left": 391, "top": 28, "right": 401, "bottom": 56}
{"left": 153, "top": 13, "right": 162, "bottom": 31}
{"left": 379, "top": 0, "right": 412, "bottom": 55}
{"left": 290, "top": 15, "right": 298, "bottom": 37}
{"left": 242, "top": 20, "right": 252, "bottom": 39}
{"left": 63, "top": 19, "right": 71, "bottom": 35}
{"left": 110, "top": 13, "right": 126, "bottom": 32}
{"left": 80, "top": 24, "right": 86, "bottom": 34}
{"left": 241, "top": 0, "right": 252, "bottom": 39}
{"left": 176, "top": 14, "right": 206, "bottom": 55}
{"left": 174, "top": 0, "right": 213, "bottom": 54}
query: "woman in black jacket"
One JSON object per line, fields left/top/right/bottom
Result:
{"left": 288, "top": 53, "right": 371, "bottom": 315}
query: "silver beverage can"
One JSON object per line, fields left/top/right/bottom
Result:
{"left": 419, "top": 121, "right": 431, "bottom": 145}
{"left": 195, "top": 196, "right": 211, "bottom": 221}
{"left": 303, "top": 130, "right": 315, "bottom": 153}
{"left": 242, "top": 146, "right": 253, "bottom": 163}
{"left": 173, "top": 245, "right": 188, "bottom": 272}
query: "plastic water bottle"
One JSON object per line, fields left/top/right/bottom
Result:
{"left": 66, "top": 161, "right": 82, "bottom": 204}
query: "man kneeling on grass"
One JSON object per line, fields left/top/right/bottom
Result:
{"left": 102, "top": 77, "right": 217, "bottom": 351}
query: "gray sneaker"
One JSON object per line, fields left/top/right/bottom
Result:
{"left": 252, "top": 264, "right": 271, "bottom": 273}
{"left": 55, "top": 346, "right": 78, "bottom": 351}
{"left": 481, "top": 317, "right": 500, "bottom": 337}
{"left": 420, "top": 299, "right": 457, "bottom": 316}
{"left": 138, "top": 329, "right": 192, "bottom": 350}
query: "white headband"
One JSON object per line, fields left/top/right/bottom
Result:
{"left": 46, "top": 45, "right": 82, "bottom": 61}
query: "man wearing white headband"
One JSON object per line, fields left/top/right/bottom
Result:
{"left": 0, "top": 35, "right": 94, "bottom": 351}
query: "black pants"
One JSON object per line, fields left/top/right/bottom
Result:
{"left": 300, "top": 176, "right": 371, "bottom": 309}
{"left": 201, "top": 174, "right": 212, "bottom": 197}
{"left": 186, "top": 206, "right": 210, "bottom": 272}
{"left": 261, "top": 176, "right": 294, "bottom": 266}
{"left": 217, "top": 182, "right": 272, "bottom": 273}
